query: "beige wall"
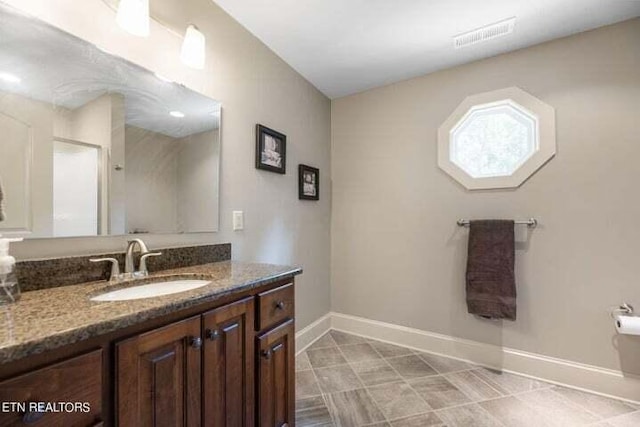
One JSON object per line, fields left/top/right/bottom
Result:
{"left": 6, "top": 0, "right": 332, "bottom": 330}
{"left": 177, "top": 129, "right": 220, "bottom": 233}
{"left": 124, "top": 126, "right": 220, "bottom": 234}
{"left": 125, "top": 126, "right": 181, "bottom": 234}
{"left": 331, "top": 19, "right": 640, "bottom": 372}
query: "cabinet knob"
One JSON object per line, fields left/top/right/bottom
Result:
{"left": 261, "top": 349, "right": 272, "bottom": 360}
{"left": 206, "top": 329, "right": 220, "bottom": 341}
{"left": 275, "top": 301, "right": 285, "bottom": 310}
{"left": 190, "top": 337, "right": 203, "bottom": 349}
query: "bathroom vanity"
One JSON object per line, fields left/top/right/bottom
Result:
{"left": 0, "top": 5, "right": 302, "bottom": 425}
{"left": 0, "top": 256, "right": 301, "bottom": 426}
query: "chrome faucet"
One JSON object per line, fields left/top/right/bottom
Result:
{"left": 90, "top": 239, "right": 162, "bottom": 282}
{"left": 125, "top": 239, "right": 162, "bottom": 278}
{"left": 125, "top": 239, "right": 148, "bottom": 274}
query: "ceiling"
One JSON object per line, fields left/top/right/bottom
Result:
{"left": 0, "top": 3, "right": 221, "bottom": 138}
{"left": 212, "top": 0, "right": 640, "bottom": 98}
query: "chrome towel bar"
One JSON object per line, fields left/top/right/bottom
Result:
{"left": 457, "top": 218, "right": 538, "bottom": 228}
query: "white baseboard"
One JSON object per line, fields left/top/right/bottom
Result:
{"left": 295, "top": 313, "right": 332, "bottom": 354}
{"left": 330, "top": 312, "right": 640, "bottom": 404}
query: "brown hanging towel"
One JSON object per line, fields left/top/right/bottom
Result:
{"left": 465, "top": 220, "right": 516, "bottom": 320}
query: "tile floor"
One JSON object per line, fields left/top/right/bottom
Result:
{"left": 295, "top": 331, "right": 639, "bottom": 427}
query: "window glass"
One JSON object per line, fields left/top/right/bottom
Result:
{"left": 450, "top": 101, "right": 538, "bottom": 178}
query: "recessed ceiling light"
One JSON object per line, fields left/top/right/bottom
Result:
{"left": 170, "top": 111, "right": 185, "bottom": 118}
{"left": 453, "top": 17, "right": 516, "bottom": 49}
{"left": 0, "top": 72, "right": 21, "bottom": 83}
{"left": 155, "top": 73, "right": 173, "bottom": 83}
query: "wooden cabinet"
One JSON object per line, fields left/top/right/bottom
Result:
{"left": 0, "top": 277, "right": 297, "bottom": 427}
{"left": 0, "top": 350, "right": 103, "bottom": 427}
{"left": 116, "top": 316, "right": 202, "bottom": 427}
{"left": 257, "top": 319, "right": 295, "bottom": 427}
{"left": 115, "top": 282, "right": 295, "bottom": 426}
{"left": 202, "top": 297, "right": 254, "bottom": 427}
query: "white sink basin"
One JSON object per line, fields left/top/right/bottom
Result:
{"left": 91, "top": 279, "right": 211, "bottom": 302}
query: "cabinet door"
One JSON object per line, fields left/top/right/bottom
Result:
{"left": 202, "top": 297, "right": 255, "bottom": 427}
{"left": 116, "top": 316, "right": 202, "bottom": 427}
{"left": 257, "top": 319, "right": 295, "bottom": 427}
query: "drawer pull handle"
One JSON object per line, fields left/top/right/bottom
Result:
{"left": 275, "top": 301, "right": 285, "bottom": 310}
{"left": 206, "top": 329, "right": 220, "bottom": 341}
{"left": 22, "top": 409, "right": 45, "bottom": 424}
{"left": 190, "top": 337, "right": 203, "bottom": 349}
{"left": 261, "top": 349, "right": 272, "bottom": 360}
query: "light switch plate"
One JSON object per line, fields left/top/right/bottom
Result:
{"left": 232, "top": 211, "right": 244, "bottom": 231}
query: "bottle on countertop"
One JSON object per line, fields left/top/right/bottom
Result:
{"left": 0, "top": 235, "right": 22, "bottom": 304}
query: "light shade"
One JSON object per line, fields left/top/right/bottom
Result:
{"left": 116, "top": 0, "right": 150, "bottom": 37}
{"left": 180, "top": 25, "right": 206, "bottom": 70}
{"left": 0, "top": 72, "right": 21, "bottom": 83}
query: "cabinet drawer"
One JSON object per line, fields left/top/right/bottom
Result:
{"left": 256, "top": 283, "right": 294, "bottom": 331}
{"left": 0, "top": 349, "right": 103, "bottom": 427}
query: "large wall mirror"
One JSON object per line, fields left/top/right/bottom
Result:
{"left": 0, "top": 3, "right": 221, "bottom": 239}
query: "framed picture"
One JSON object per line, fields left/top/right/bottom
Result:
{"left": 255, "top": 124, "right": 286, "bottom": 174}
{"left": 298, "top": 164, "right": 319, "bottom": 200}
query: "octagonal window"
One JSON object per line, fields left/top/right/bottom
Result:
{"left": 450, "top": 101, "right": 538, "bottom": 178}
{"left": 437, "top": 87, "right": 556, "bottom": 190}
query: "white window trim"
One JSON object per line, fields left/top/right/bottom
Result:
{"left": 437, "top": 87, "right": 556, "bottom": 190}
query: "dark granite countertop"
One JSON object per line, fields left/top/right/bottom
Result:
{"left": 0, "top": 261, "right": 302, "bottom": 364}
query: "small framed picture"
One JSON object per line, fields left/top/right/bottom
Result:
{"left": 298, "top": 164, "right": 319, "bottom": 200}
{"left": 256, "top": 124, "right": 286, "bottom": 174}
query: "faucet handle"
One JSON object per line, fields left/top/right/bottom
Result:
{"left": 139, "top": 252, "right": 162, "bottom": 276}
{"left": 90, "top": 258, "right": 121, "bottom": 282}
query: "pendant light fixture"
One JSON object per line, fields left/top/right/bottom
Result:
{"left": 111, "top": 0, "right": 206, "bottom": 70}
{"left": 180, "top": 24, "right": 206, "bottom": 70}
{"left": 116, "top": 0, "right": 150, "bottom": 37}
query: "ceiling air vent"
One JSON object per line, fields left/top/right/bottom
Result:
{"left": 454, "top": 17, "right": 516, "bottom": 49}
